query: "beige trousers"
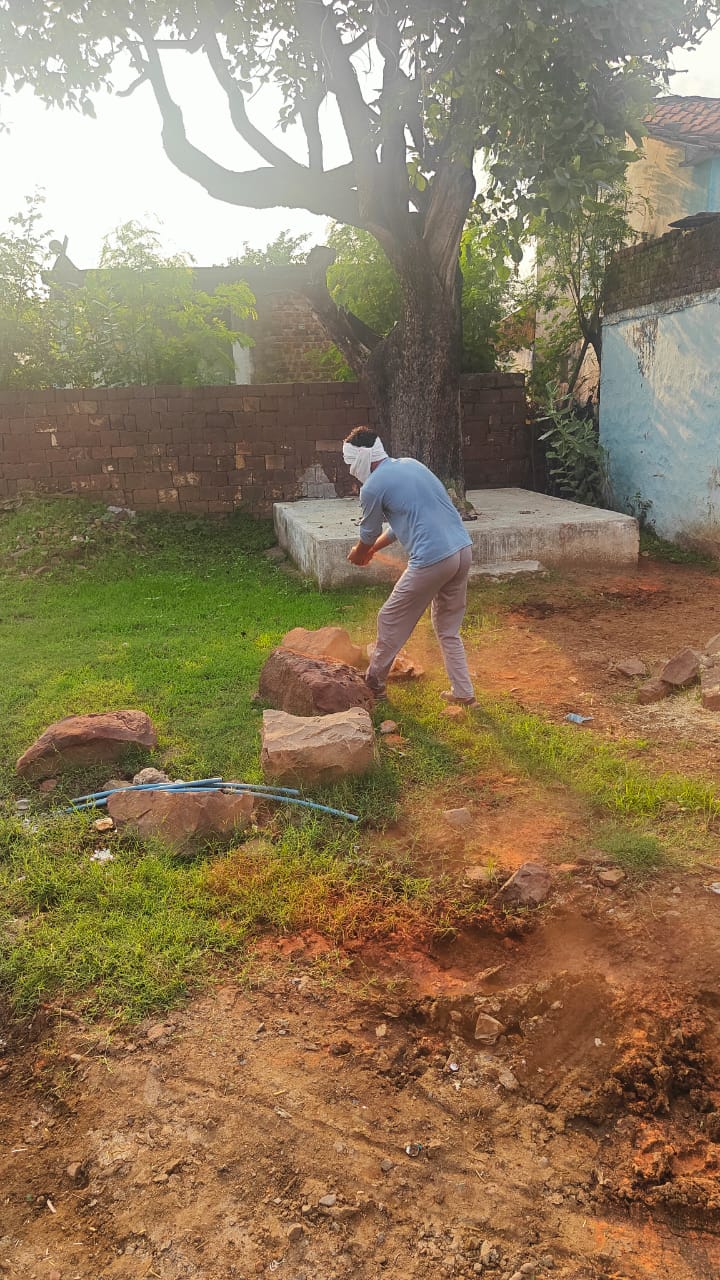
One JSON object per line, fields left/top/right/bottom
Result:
{"left": 366, "top": 545, "right": 474, "bottom": 700}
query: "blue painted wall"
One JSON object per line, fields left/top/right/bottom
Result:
{"left": 600, "top": 293, "right": 720, "bottom": 538}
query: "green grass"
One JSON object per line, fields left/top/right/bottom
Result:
{"left": 1, "top": 497, "right": 718, "bottom": 1023}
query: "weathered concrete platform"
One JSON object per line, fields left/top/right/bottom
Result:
{"left": 274, "top": 487, "right": 638, "bottom": 589}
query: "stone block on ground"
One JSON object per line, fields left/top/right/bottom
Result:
{"left": 16, "top": 710, "right": 158, "bottom": 780}
{"left": 636, "top": 677, "right": 673, "bottom": 705}
{"left": 443, "top": 807, "right": 473, "bottom": 832}
{"left": 258, "top": 648, "right": 374, "bottom": 716}
{"left": 613, "top": 658, "right": 648, "bottom": 678}
{"left": 494, "top": 862, "right": 552, "bottom": 907}
{"left": 261, "top": 708, "right": 375, "bottom": 784}
{"left": 705, "top": 633, "right": 720, "bottom": 657}
{"left": 107, "top": 788, "right": 254, "bottom": 853}
{"left": 659, "top": 647, "right": 701, "bottom": 688}
{"left": 281, "top": 625, "right": 367, "bottom": 670}
{"left": 701, "top": 660, "right": 720, "bottom": 711}
{"left": 367, "top": 643, "right": 424, "bottom": 680}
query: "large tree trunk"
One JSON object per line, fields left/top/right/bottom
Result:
{"left": 364, "top": 254, "right": 465, "bottom": 502}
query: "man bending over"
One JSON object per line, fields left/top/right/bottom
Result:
{"left": 343, "top": 427, "right": 476, "bottom": 706}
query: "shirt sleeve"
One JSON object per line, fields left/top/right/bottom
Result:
{"left": 358, "top": 484, "right": 385, "bottom": 545}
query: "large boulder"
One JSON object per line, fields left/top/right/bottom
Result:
{"left": 261, "top": 708, "right": 375, "bottom": 784}
{"left": 258, "top": 649, "right": 374, "bottom": 716}
{"left": 16, "top": 710, "right": 158, "bottom": 780}
{"left": 107, "top": 788, "right": 254, "bottom": 853}
{"left": 281, "top": 626, "right": 367, "bottom": 670}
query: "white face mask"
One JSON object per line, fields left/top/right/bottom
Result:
{"left": 342, "top": 437, "right": 388, "bottom": 485}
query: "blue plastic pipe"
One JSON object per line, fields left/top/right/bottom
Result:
{"left": 64, "top": 780, "right": 359, "bottom": 823}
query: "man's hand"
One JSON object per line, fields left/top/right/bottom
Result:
{"left": 347, "top": 541, "right": 375, "bottom": 567}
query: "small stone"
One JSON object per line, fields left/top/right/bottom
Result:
{"left": 520, "top": 1266, "right": 537, "bottom": 1277}
{"left": 659, "top": 647, "right": 701, "bottom": 688}
{"left": 465, "top": 865, "right": 492, "bottom": 885}
{"left": 441, "top": 705, "right": 465, "bottom": 721}
{"left": 443, "top": 807, "right": 473, "bottom": 831}
{"left": 479, "top": 1241, "right": 497, "bottom": 1266}
{"left": 367, "top": 643, "right": 424, "bottom": 680}
{"left": 319, "top": 1193, "right": 337, "bottom": 1207}
{"left": 379, "top": 720, "right": 398, "bottom": 734}
{"left": 38, "top": 778, "right": 58, "bottom": 793}
{"left": 556, "top": 862, "right": 580, "bottom": 873}
{"left": 540, "top": 1257, "right": 554, "bottom": 1270}
{"left": 636, "top": 677, "right": 673, "bottom": 705}
{"left": 495, "top": 862, "right": 551, "bottom": 907}
{"left": 701, "top": 659, "right": 720, "bottom": 710}
{"left": 613, "top": 658, "right": 648, "bottom": 678}
{"left": 380, "top": 1158, "right": 394, "bottom": 1172}
{"left": 65, "top": 1160, "right": 88, "bottom": 1186}
{"left": 132, "top": 766, "right": 170, "bottom": 785}
{"left": 597, "top": 868, "right": 625, "bottom": 887}
{"left": 287, "top": 1223, "right": 304, "bottom": 1243}
{"left": 146, "top": 1022, "right": 173, "bottom": 1043}
{"left": 93, "top": 816, "right": 114, "bottom": 833}
{"left": 550, "top": 1192, "right": 564, "bottom": 1206}
{"left": 375, "top": 1022, "right": 388, "bottom": 1039}
{"left": 497, "top": 1067, "right": 519, "bottom": 1090}
{"left": 474, "top": 1013, "right": 505, "bottom": 1044}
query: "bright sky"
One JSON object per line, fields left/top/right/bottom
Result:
{"left": 0, "top": 24, "right": 718, "bottom": 268}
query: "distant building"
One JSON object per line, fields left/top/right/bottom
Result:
{"left": 44, "top": 249, "right": 337, "bottom": 385}
{"left": 628, "top": 95, "right": 720, "bottom": 238}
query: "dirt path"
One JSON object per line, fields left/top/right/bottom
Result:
{"left": 3, "top": 868, "right": 720, "bottom": 1280}
{"left": 3, "top": 559, "right": 720, "bottom": 1279}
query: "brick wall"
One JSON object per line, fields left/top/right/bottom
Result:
{"left": 249, "top": 292, "right": 336, "bottom": 382}
{"left": 605, "top": 218, "right": 720, "bottom": 315}
{"left": 0, "top": 375, "right": 530, "bottom": 516}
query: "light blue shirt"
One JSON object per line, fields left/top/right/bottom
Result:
{"left": 359, "top": 457, "right": 472, "bottom": 569}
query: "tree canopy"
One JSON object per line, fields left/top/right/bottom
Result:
{"left": 0, "top": 203, "right": 254, "bottom": 387}
{"left": 0, "top": 0, "right": 716, "bottom": 488}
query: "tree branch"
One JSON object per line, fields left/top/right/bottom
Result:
{"left": 303, "top": 245, "right": 381, "bottom": 376}
{"left": 299, "top": 0, "right": 378, "bottom": 194}
{"left": 423, "top": 156, "right": 475, "bottom": 291}
{"left": 126, "top": 10, "right": 360, "bottom": 222}
{"left": 202, "top": 29, "right": 303, "bottom": 174}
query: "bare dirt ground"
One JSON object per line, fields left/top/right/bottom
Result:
{"left": 3, "top": 559, "right": 720, "bottom": 1280}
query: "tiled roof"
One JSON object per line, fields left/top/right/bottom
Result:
{"left": 646, "top": 95, "right": 720, "bottom": 145}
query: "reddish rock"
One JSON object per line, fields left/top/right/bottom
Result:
{"left": 597, "top": 868, "right": 625, "bottom": 887}
{"left": 258, "top": 649, "right": 374, "bottom": 716}
{"left": 107, "top": 788, "right": 254, "bottom": 853}
{"left": 281, "top": 625, "right": 367, "bottom": 669}
{"left": 16, "top": 710, "right": 157, "bottom": 780}
{"left": 636, "top": 677, "right": 673, "bottom": 705}
{"left": 261, "top": 707, "right": 375, "bottom": 783}
{"left": 367, "top": 643, "right": 424, "bottom": 680}
{"left": 495, "top": 862, "right": 552, "bottom": 907}
{"left": 659, "top": 647, "right": 701, "bottom": 688}
{"left": 613, "top": 658, "right": 648, "bottom": 678}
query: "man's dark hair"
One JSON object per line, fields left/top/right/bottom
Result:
{"left": 344, "top": 426, "right": 378, "bottom": 449}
